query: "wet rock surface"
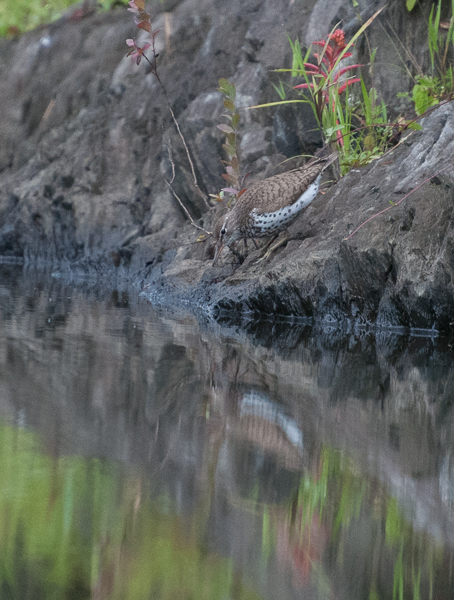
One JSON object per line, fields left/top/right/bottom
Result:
{"left": 141, "top": 103, "right": 454, "bottom": 334}
{"left": 0, "top": 0, "right": 453, "bottom": 333}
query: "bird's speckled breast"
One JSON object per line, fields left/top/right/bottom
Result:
{"left": 246, "top": 175, "right": 321, "bottom": 238}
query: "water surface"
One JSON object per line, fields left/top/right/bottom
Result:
{"left": 0, "top": 265, "right": 453, "bottom": 599}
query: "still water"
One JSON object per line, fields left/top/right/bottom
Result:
{"left": 0, "top": 264, "right": 454, "bottom": 599}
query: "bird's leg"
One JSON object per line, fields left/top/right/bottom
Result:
{"left": 256, "top": 231, "right": 291, "bottom": 263}
{"left": 258, "top": 233, "right": 279, "bottom": 256}
{"left": 251, "top": 238, "right": 259, "bottom": 249}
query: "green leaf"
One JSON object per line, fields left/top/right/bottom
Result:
{"left": 227, "top": 132, "right": 236, "bottom": 146}
{"left": 218, "top": 78, "right": 230, "bottom": 94}
{"left": 406, "top": 0, "right": 417, "bottom": 10}
{"left": 222, "top": 142, "right": 236, "bottom": 158}
{"left": 413, "top": 84, "right": 439, "bottom": 115}
{"left": 324, "top": 124, "right": 345, "bottom": 139}
{"left": 219, "top": 78, "right": 236, "bottom": 100}
{"left": 363, "top": 133, "right": 376, "bottom": 151}
{"left": 289, "top": 37, "right": 303, "bottom": 77}
{"left": 361, "top": 76, "right": 371, "bottom": 123}
{"left": 271, "top": 80, "right": 286, "bottom": 100}
{"left": 231, "top": 113, "right": 240, "bottom": 128}
{"left": 223, "top": 99, "right": 235, "bottom": 112}
{"left": 428, "top": 1, "right": 441, "bottom": 71}
{"left": 246, "top": 100, "right": 308, "bottom": 110}
{"left": 446, "top": 65, "right": 454, "bottom": 94}
{"left": 370, "top": 47, "right": 377, "bottom": 65}
{"left": 407, "top": 122, "right": 423, "bottom": 130}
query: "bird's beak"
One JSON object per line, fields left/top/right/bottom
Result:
{"left": 213, "top": 239, "right": 224, "bottom": 266}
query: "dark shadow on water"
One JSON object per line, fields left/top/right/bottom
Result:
{"left": 0, "top": 265, "right": 453, "bottom": 599}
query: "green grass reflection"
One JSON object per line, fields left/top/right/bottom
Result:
{"left": 261, "top": 447, "right": 449, "bottom": 600}
{"left": 0, "top": 421, "right": 260, "bottom": 600}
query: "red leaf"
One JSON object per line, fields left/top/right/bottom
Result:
{"left": 237, "top": 188, "right": 247, "bottom": 198}
{"left": 314, "top": 54, "right": 330, "bottom": 67}
{"left": 303, "top": 62, "right": 320, "bottom": 72}
{"left": 130, "top": 0, "right": 146, "bottom": 10}
{"left": 137, "top": 21, "right": 152, "bottom": 32}
{"left": 332, "top": 64, "right": 363, "bottom": 82}
{"left": 337, "top": 78, "right": 361, "bottom": 93}
{"left": 339, "top": 64, "right": 363, "bottom": 75}
{"left": 221, "top": 187, "right": 239, "bottom": 194}
{"left": 294, "top": 83, "right": 313, "bottom": 89}
{"left": 332, "top": 44, "right": 354, "bottom": 62}
{"left": 221, "top": 173, "right": 236, "bottom": 184}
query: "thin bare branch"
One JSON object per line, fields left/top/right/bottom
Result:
{"left": 380, "top": 18, "right": 423, "bottom": 78}
{"left": 142, "top": 38, "right": 210, "bottom": 209}
{"left": 165, "top": 100, "right": 210, "bottom": 208}
{"left": 343, "top": 162, "right": 454, "bottom": 241}
{"left": 166, "top": 180, "right": 212, "bottom": 236}
{"left": 165, "top": 139, "right": 176, "bottom": 184}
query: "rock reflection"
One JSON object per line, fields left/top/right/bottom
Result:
{"left": 0, "top": 266, "right": 454, "bottom": 598}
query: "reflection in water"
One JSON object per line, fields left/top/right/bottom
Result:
{"left": 0, "top": 265, "right": 453, "bottom": 598}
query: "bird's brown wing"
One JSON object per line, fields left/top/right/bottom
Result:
{"left": 244, "top": 160, "right": 327, "bottom": 215}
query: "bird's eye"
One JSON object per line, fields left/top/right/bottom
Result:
{"left": 220, "top": 227, "right": 226, "bottom": 235}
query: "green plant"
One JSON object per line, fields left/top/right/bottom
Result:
{"left": 209, "top": 79, "right": 248, "bottom": 206}
{"left": 0, "top": 0, "right": 128, "bottom": 37}
{"left": 412, "top": 75, "right": 447, "bottom": 115}
{"left": 292, "top": 28, "right": 361, "bottom": 142}
{"left": 248, "top": 9, "right": 405, "bottom": 176}
{"left": 0, "top": 0, "right": 76, "bottom": 36}
{"left": 403, "top": 0, "right": 454, "bottom": 116}
{"left": 291, "top": 22, "right": 398, "bottom": 174}
{"left": 428, "top": 0, "right": 454, "bottom": 74}
{"left": 271, "top": 79, "right": 287, "bottom": 100}
{"left": 336, "top": 75, "right": 391, "bottom": 171}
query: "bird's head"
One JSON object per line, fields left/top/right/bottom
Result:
{"left": 213, "top": 212, "right": 239, "bottom": 265}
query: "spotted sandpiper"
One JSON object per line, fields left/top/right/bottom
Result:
{"left": 213, "top": 152, "right": 338, "bottom": 264}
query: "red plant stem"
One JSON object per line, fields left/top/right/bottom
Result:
{"left": 343, "top": 162, "right": 454, "bottom": 241}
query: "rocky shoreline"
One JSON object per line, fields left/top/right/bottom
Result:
{"left": 0, "top": 0, "right": 453, "bottom": 334}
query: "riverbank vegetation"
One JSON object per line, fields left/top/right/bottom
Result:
{"left": 0, "top": 0, "right": 127, "bottom": 37}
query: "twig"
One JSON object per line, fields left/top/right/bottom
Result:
{"left": 380, "top": 17, "right": 423, "bottom": 78}
{"left": 378, "top": 130, "right": 415, "bottom": 160}
{"left": 343, "top": 162, "right": 454, "bottom": 241}
{"left": 165, "top": 142, "right": 212, "bottom": 236}
{"left": 165, "top": 138, "right": 176, "bottom": 184}
{"left": 165, "top": 181, "right": 212, "bottom": 236}
{"left": 127, "top": 2, "right": 212, "bottom": 233}
{"left": 143, "top": 51, "right": 210, "bottom": 209}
